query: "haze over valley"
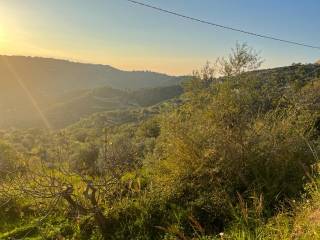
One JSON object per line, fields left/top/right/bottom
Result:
{"left": 0, "top": 55, "right": 184, "bottom": 128}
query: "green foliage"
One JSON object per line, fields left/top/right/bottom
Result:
{"left": 71, "top": 142, "right": 100, "bottom": 174}
{"left": 137, "top": 118, "right": 161, "bottom": 138}
{"left": 0, "top": 141, "right": 19, "bottom": 178}
{"left": 0, "top": 224, "right": 38, "bottom": 240}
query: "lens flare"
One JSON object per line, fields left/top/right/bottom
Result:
{"left": 0, "top": 57, "right": 52, "bottom": 130}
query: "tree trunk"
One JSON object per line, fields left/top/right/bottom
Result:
{"left": 93, "top": 209, "right": 109, "bottom": 240}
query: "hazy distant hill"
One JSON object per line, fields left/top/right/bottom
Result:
{"left": 0, "top": 55, "right": 185, "bottom": 128}
{"left": 0, "top": 55, "right": 184, "bottom": 92}
{"left": 46, "top": 85, "right": 183, "bottom": 128}
{"left": 0, "top": 84, "right": 183, "bottom": 128}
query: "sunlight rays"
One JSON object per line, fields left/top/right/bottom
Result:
{"left": 1, "top": 57, "right": 52, "bottom": 130}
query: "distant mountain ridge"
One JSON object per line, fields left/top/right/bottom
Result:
{"left": 0, "top": 55, "right": 184, "bottom": 93}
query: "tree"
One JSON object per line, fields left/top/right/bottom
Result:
{"left": 217, "top": 42, "right": 263, "bottom": 77}
{"left": 1, "top": 132, "right": 123, "bottom": 239}
{"left": 185, "top": 43, "right": 263, "bottom": 93}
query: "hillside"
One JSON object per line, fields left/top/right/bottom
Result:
{"left": 1, "top": 62, "right": 320, "bottom": 239}
{"left": 0, "top": 84, "right": 183, "bottom": 129}
{"left": 1, "top": 61, "right": 320, "bottom": 239}
{"left": 46, "top": 85, "right": 183, "bottom": 128}
{"left": 0, "top": 56, "right": 184, "bottom": 92}
{"left": 0, "top": 55, "right": 185, "bottom": 128}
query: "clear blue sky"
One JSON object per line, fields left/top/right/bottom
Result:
{"left": 0, "top": 0, "right": 319, "bottom": 75}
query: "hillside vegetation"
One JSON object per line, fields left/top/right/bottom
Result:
{"left": 1, "top": 44, "right": 320, "bottom": 239}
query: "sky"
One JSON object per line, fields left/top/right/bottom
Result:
{"left": 0, "top": 0, "right": 319, "bottom": 75}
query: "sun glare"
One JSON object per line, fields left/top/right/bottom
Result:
{"left": 0, "top": 24, "right": 7, "bottom": 50}
{"left": 0, "top": 24, "right": 13, "bottom": 54}
{"left": 0, "top": 25, "right": 4, "bottom": 38}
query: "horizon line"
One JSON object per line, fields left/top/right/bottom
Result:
{"left": 0, "top": 53, "right": 187, "bottom": 77}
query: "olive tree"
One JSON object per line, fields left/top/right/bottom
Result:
{"left": 217, "top": 42, "right": 263, "bottom": 77}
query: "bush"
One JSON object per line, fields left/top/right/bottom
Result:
{"left": 0, "top": 141, "right": 19, "bottom": 178}
{"left": 146, "top": 75, "right": 319, "bottom": 235}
